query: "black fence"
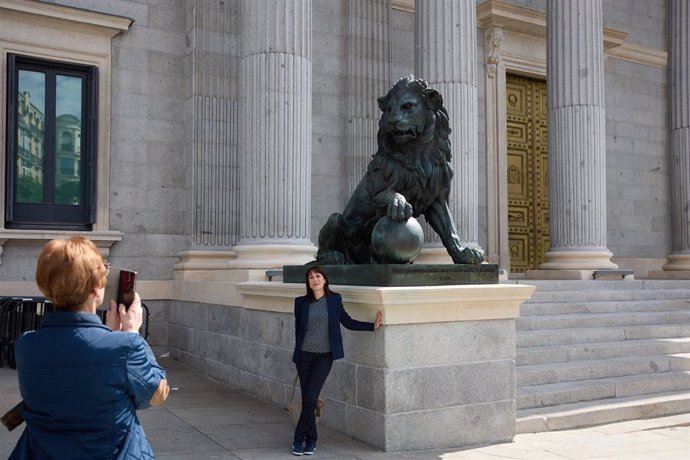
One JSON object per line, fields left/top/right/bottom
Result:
{"left": 0, "top": 297, "right": 150, "bottom": 369}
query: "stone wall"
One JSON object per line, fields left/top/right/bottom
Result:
{"left": 605, "top": 59, "right": 668, "bottom": 260}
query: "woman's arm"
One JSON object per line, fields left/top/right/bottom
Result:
{"left": 336, "top": 294, "right": 375, "bottom": 331}
{"left": 149, "top": 379, "right": 170, "bottom": 406}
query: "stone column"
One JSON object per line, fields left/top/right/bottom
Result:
{"left": 664, "top": 0, "right": 690, "bottom": 272}
{"left": 414, "top": 0, "right": 483, "bottom": 261}
{"left": 539, "top": 0, "right": 616, "bottom": 271}
{"left": 234, "top": 0, "right": 317, "bottom": 267}
{"left": 348, "top": 0, "right": 392, "bottom": 193}
{"left": 174, "top": 0, "right": 238, "bottom": 277}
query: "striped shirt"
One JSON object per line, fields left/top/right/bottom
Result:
{"left": 300, "top": 295, "right": 331, "bottom": 353}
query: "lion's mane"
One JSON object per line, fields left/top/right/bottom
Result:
{"left": 366, "top": 76, "right": 454, "bottom": 216}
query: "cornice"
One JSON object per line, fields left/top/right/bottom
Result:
{"left": 0, "top": 0, "right": 133, "bottom": 38}
{"left": 476, "top": 0, "right": 665, "bottom": 68}
{"left": 608, "top": 42, "right": 668, "bottom": 69}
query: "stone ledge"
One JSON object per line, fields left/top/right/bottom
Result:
{"left": 236, "top": 282, "right": 535, "bottom": 324}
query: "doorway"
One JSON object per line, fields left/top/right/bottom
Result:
{"left": 506, "top": 75, "right": 550, "bottom": 272}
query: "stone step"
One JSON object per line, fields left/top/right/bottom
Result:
{"left": 517, "top": 354, "right": 690, "bottom": 387}
{"left": 509, "top": 279, "right": 690, "bottom": 291}
{"left": 516, "top": 390, "right": 690, "bottom": 434}
{"left": 517, "top": 337, "right": 690, "bottom": 366}
{"left": 517, "top": 310, "right": 690, "bottom": 331}
{"left": 518, "top": 369, "right": 690, "bottom": 409}
{"left": 517, "top": 323, "right": 690, "bottom": 348}
{"left": 520, "top": 298, "right": 690, "bottom": 317}
{"left": 526, "top": 289, "right": 690, "bottom": 303}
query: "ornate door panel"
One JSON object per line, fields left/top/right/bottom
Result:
{"left": 506, "top": 76, "right": 549, "bottom": 272}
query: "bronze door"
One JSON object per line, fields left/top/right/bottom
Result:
{"left": 506, "top": 75, "right": 549, "bottom": 272}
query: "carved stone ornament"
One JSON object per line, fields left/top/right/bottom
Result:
{"left": 485, "top": 27, "right": 504, "bottom": 77}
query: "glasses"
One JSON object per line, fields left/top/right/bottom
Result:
{"left": 104, "top": 262, "right": 111, "bottom": 278}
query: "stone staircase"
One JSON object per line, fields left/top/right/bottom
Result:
{"left": 511, "top": 279, "right": 690, "bottom": 433}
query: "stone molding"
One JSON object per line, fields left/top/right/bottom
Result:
{"left": 476, "top": 0, "right": 665, "bottom": 69}
{"left": 0, "top": 229, "right": 122, "bottom": 265}
{"left": 236, "top": 281, "right": 535, "bottom": 324}
{"left": 0, "top": 0, "right": 132, "bottom": 36}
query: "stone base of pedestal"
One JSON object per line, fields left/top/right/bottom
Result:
{"left": 235, "top": 282, "right": 535, "bottom": 451}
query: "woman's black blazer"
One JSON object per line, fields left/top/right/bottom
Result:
{"left": 292, "top": 293, "right": 374, "bottom": 363}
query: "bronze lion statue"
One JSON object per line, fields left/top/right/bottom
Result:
{"left": 316, "top": 76, "right": 484, "bottom": 265}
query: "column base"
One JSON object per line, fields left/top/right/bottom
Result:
{"left": 662, "top": 254, "right": 690, "bottom": 271}
{"left": 228, "top": 243, "right": 317, "bottom": 269}
{"left": 173, "top": 245, "right": 317, "bottom": 281}
{"left": 538, "top": 249, "right": 618, "bottom": 270}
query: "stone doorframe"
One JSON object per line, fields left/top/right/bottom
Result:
{"left": 476, "top": 0, "right": 631, "bottom": 272}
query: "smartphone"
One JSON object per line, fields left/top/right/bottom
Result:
{"left": 103, "top": 267, "right": 137, "bottom": 310}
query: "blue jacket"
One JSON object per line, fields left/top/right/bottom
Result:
{"left": 10, "top": 312, "right": 165, "bottom": 460}
{"left": 293, "top": 293, "right": 374, "bottom": 363}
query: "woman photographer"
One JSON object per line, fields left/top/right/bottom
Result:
{"left": 291, "top": 265, "right": 382, "bottom": 456}
{"left": 9, "top": 236, "right": 169, "bottom": 459}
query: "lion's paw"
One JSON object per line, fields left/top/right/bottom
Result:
{"left": 316, "top": 250, "right": 347, "bottom": 265}
{"left": 453, "top": 247, "right": 485, "bottom": 265}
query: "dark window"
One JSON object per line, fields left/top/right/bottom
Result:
{"left": 5, "top": 54, "right": 97, "bottom": 229}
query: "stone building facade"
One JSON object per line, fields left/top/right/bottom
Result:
{"left": 0, "top": 0, "right": 680, "bottom": 283}
{"left": 0, "top": 0, "right": 686, "bottom": 448}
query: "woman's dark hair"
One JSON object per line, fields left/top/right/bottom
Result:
{"left": 305, "top": 265, "right": 333, "bottom": 300}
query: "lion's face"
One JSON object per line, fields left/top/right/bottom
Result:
{"left": 378, "top": 91, "right": 427, "bottom": 145}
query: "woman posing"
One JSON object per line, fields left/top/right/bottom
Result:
{"left": 291, "top": 266, "right": 382, "bottom": 456}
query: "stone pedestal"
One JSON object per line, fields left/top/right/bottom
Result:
{"left": 237, "top": 282, "right": 535, "bottom": 451}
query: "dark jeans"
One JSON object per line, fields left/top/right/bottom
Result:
{"left": 294, "top": 351, "right": 333, "bottom": 444}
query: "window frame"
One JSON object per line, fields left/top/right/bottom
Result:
{"left": 5, "top": 54, "right": 98, "bottom": 230}
{"left": 0, "top": 0, "right": 132, "bottom": 262}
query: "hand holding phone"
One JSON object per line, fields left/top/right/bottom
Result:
{"left": 104, "top": 268, "right": 137, "bottom": 310}
{"left": 103, "top": 267, "right": 141, "bottom": 333}
{"left": 106, "top": 292, "right": 143, "bottom": 333}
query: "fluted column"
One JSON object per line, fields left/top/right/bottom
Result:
{"left": 414, "top": 0, "right": 482, "bottom": 257}
{"left": 540, "top": 0, "right": 616, "bottom": 270}
{"left": 348, "top": 0, "right": 392, "bottom": 193}
{"left": 235, "top": 0, "right": 316, "bottom": 267}
{"left": 664, "top": 0, "right": 690, "bottom": 271}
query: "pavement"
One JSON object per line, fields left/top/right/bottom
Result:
{"left": 1, "top": 358, "right": 689, "bottom": 459}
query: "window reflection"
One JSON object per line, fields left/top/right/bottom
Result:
{"left": 55, "top": 75, "right": 82, "bottom": 205}
{"left": 16, "top": 70, "right": 45, "bottom": 204}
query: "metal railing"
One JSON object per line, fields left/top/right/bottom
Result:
{"left": 0, "top": 296, "right": 149, "bottom": 369}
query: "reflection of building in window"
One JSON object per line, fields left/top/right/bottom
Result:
{"left": 16, "top": 90, "right": 44, "bottom": 182}
{"left": 56, "top": 114, "right": 82, "bottom": 205}
{"left": 56, "top": 114, "right": 82, "bottom": 179}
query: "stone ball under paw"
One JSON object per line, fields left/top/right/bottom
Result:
{"left": 371, "top": 216, "right": 424, "bottom": 264}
